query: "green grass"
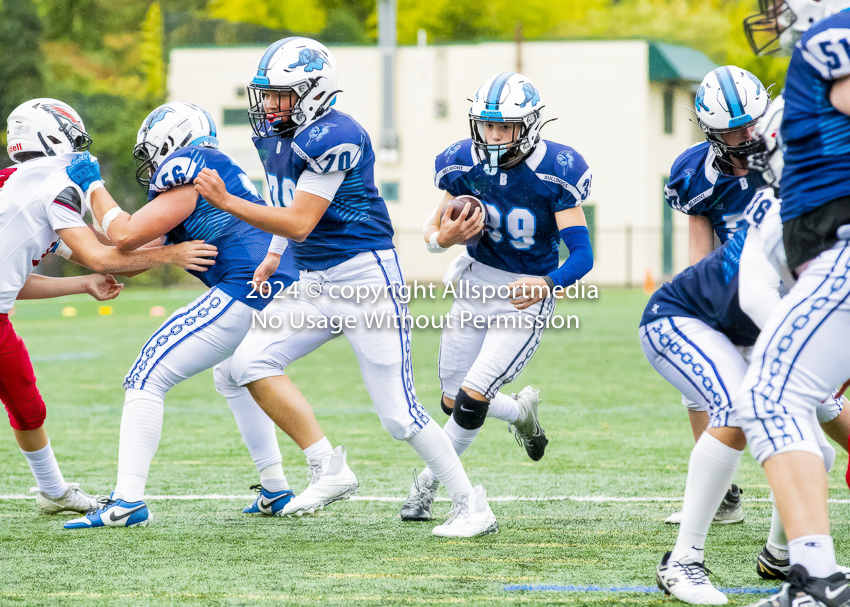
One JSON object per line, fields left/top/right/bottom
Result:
{"left": 1, "top": 287, "right": 848, "bottom": 606}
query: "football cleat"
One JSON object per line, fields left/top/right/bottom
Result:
{"left": 242, "top": 484, "right": 295, "bottom": 516}
{"left": 31, "top": 482, "right": 97, "bottom": 514}
{"left": 665, "top": 486, "right": 744, "bottom": 525}
{"left": 757, "top": 545, "right": 790, "bottom": 580}
{"left": 432, "top": 485, "right": 498, "bottom": 538}
{"left": 63, "top": 494, "right": 152, "bottom": 529}
{"left": 745, "top": 564, "right": 849, "bottom": 607}
{"left": 656, "top": 550, "right": 728, "bottom": 605}
{"left": 509, "top": 386, "right": 548, "bottom": 461}
{"left": 401, "top": 469, "right": 440, "bottom": 522}
{"left": 281, "top": 446, "right": 359, "bottom": 517}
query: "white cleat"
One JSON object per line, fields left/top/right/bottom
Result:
{"left": 432, "top": 485, "right": 498, "bottom": 538}
{"left": 31, "top": 483, "right": 98, "bottom": 514}
{"left": 282, "top": 446, "right": 359, "bottom": 517}
{"left": 657, "top": 550, "right": 728, "bottom": 605}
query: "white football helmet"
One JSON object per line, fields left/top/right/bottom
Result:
{"left": 695, "top": 66, "right": 770, "bottom": 166}
{"left": 6, "top": 98, "right": 91, "bottom": 163}
{"left": 745, "top": 0, "right": 850, "bottom": 55}
{"left": 468, "top": 72, "right": 548, "bottom": 175}
{"left": 133, "top": 101, "right": 218, "bottom": 189}
{"left": 749, "top": 95, "right": 786, "bottom": 187}
{"left": 248, "top": 37, "right": 339, "bottom": 138}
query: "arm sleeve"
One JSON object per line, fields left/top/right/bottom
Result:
{"left": 295, "top": 170, "right": 346, "bottom": 202}
{"left": 738, "top": 227, "right": 782, "bottom": 329}
{"left": 544, "top": 226, "right": 593, "bottom": 289}
{"left": 268, "top": 235, "right": 288, "bottom": 255}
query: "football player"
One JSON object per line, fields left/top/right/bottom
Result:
{"left": 734, "top": 2, "right": 850, "bottom": 605}
{"left": 662, "top": 67, "right": 770, "bottom": 515}
{"left": 400, "top": 72, "right": 593, "bottom": 522}
{"left": 195, "top": 37, "right": 496, "bottom": 536}
{"left": 63, "top": 102, "right": 338, "bottom": 528}
{"left": 0, "top": 98, "right": 216, "bottom": 516}
{"left": 646, "top": 98, "right": 850, "bottom": 604}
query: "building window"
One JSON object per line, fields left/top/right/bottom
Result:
{"left": 381, "top": 182, "right": 400, "bottom": 202}
{"left": 222, "top": 109, "right": 249, "bottom": 126}
{"left": 559, "top": 204, "right": 595, "bottom": 261}
{"left": 663, "top": 88, "right": 674, "bottom": 135}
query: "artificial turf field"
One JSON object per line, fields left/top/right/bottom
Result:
{"left": 1, "top": 287, "right": 849, "bottom": 607}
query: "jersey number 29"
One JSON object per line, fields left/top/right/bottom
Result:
{"left": 484, "top": 204, "right": 535, "bottom": 250}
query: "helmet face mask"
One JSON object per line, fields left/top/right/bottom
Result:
{"left": 248, "top": 38, "right": 339, "bottom": 139}
{"left": 747, "top": 96, "right": 786, "bottom": 188}
{"left": 744, "top": 0, "right": 796, "bottom": 55}
{"left": 469, "top": 115, "right": 536, "bottom": 171}
{"left": 133, "top": 102, "right": 218, "bottom": 190}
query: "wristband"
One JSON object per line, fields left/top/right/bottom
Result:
{"left": 101, "top": 206, "right": 123, "bottom": 236}
{"left": 427, "top": 231, "right": 447, "bottom": 253}
{"left": 86, "top": 180, "right": 105, "bottom": 197}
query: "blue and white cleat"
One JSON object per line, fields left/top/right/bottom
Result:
{"left": 242, "top": 484, "right": 295, "bottom": 516}
{"left": 64, "top": 494, "right": 152, "bottom": 529}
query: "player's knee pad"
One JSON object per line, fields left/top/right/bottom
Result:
{"left": 451, "top": 390, "right": 489, "bottom": 430}
{"left": 213, "top": 361, "right": 242, "bottom": 398}
{"left": 440, "top": 396, "right": 453, "bottom": 417}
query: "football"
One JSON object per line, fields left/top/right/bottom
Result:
{"left": 442, "top": 195, "right": 486, "bottom": 242}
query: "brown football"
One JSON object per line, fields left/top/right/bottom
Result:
{"left": 441, "top": 195, "right": 486, "bottom": 243}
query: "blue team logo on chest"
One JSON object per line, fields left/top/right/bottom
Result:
{"left": 288, "top": 49, "right": 327, "bottom": 73}
{"left": 556, "top": 151, "right": 574, "bottom": 176}
{"left": 307, "top": 123, "right": 336, "bottom": 146}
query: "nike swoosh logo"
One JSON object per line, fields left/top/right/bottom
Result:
{"left": 109, "top": 505, "right": 146, "bottom": 522}
{"left": 825, "top": 584, "right": 848, "bottom": 600}
{"left": 259, "top": 495, "right": 287, "bottom": 509}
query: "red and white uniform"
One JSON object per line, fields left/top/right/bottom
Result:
{"left": 0, "top": 155, "right": 86, "bottom": 430}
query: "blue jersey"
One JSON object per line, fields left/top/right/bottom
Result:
{"left": 435, "top": 139, "right": 592, "bottom": 275}
{"left": 149, "top": 145, "right": 298, "bottom": 310}
{"left": 664, "top": 142, "right": 765, "bottom": 243}
{"left": 779, "top": 10, "right": 850, "bottom": 222}
{"left": 253, "top": 109, "right": 394, "bottom": 271}
{"left": 640, "top": 227, "right": 760, "bottom": 347}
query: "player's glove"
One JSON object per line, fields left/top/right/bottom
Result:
{"left": 66, "top": 152, "right": 104, "bottom": 195}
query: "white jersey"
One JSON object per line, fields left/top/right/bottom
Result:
{"left": 0, "top": 155, "right": 87, "bottom": 313}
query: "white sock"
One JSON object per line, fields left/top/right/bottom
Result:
{"left": 488, "top": 392, "right": 519, "bottom": 423}
{"left": 21, "top": 440, "right": 67, "bottom": 498}
{"left": 418, "top": 467, "right": 438, "bottom": 485}
{"left": 443, "top": 416, "right": 480, "bottom": 457}
{"left": 406, "top": 419, "right": 474, "bottom": 497}
{"left": 767, "top": 493, "right": 789, "bottom": 559}
{"left": 789, "top": 535, "right": 837, "bottom": 577}
{"left": 303, "top": 436, "right": 333, "bottom": 463}
{"left": 226, "top": 387, "right": 283, "bottom": 472}
{"left": 672, "top": 433, "right": 743, "bottom": 561}
{"left": 114, "top": 389, "right": 164, "bottom": 503}
{"left": 259, "top": 463, "right": 289, "bottom": 493}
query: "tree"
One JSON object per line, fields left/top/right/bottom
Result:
{"left": 140, "top": 1, "right": 166, "bottom": 99}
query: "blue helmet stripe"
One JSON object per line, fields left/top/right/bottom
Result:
{"left": 717, "top": 67, "right": 745, "bottom": 118}
{"left": 485, "top": 72, "right": 513, "bottom": 110}
{"left": 257, "top": 37, "right": 297, "bottom": 73}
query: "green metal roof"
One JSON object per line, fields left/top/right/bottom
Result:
{"left": 648, "top": 42, "right": 717, "bottom": 84}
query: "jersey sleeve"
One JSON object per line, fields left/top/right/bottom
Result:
{"left": 799, "top": 24, "right": 850, "bottom": 80}
{"left": 292, "top": 120, "right": 364, "bottom": 176}
{"left": 148, "top": 147, "right": 210, "bottom": 200}
{"left": 434, "top": 140, "right": 474, "bottom": 197}
{"left": 537, "top": 145, "right": 592, "bottom": 211}
{"left": 664, "top": 150, "right": 700, "bottom": 214}
{"left": 295, "top": 170, "right": 346, "bottom": 202}
{"left": 47, "top": 201, "right": 86, "bottom": 232}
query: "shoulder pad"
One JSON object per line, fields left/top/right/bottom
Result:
{"left": 53, "top": 186, "right": 83, "bottom": 216}
{"left": 534, "top": 142, "right": 592, "bottom": 207}
{"left": 799, "top": 17, "right": 850, "bottom": 79}
{"left": 434, "top": 140, "right": 475, "bottom": 188}
{"left": 292, "top": 115, "right": 365, "bottom": 174}
{"left": 148, "top": 146, "right": 211, "bottom": 199}
{"left": 665, "top": 142, "right": 716, "bottom": 214}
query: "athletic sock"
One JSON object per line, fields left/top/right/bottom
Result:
{"left": 672, "top": 433, "right": 743, "bottom": 562}
{"left": 406, "top": 419, "right": 474, "bottom": 497}
{"left": 488, "top": 392, "right": 520, "bottom": 424}
{"left": 21, "top": 440, "right": 67, "bottom": 498}
{"left": 789, "top": 535, "right": 837, "bottom": 578}
{"left": 443, "top": 416, "right": 480, "bottom": 457}
{"left": 259, "top": 463, "right": 290, "bottom": 493}
{"left": 114, "top": 389, "right": 164, "bottom": 503}
{"left": 418, "top": 467, "right": 438, "bottom": 486}
{"left": 225, "top": 387, "right": 282, "bottom": 472}
{"left": 767, "top": 493, "right": 789, "bottom": 559}
{"left": 303, "top": 436, "right": 333, "bottom": 463}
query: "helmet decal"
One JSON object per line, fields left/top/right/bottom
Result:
{"left": 745, "top": 70, "right": 764, "bottom": 95}
{"left": 485, "top": 72, "right": 514, "bottom": 110}
{"left": 288, "top": 48, "right": 328, "bottom": 73}
{"left": 143, "top": 106, "right": 176, "bottom": 130}
{"left": 519, "top": 83, "right": 541, "bottom": 108}
{"left": 696, "top": 86, "right": 711, "bottom": 112}
{"left": 716, "top": 66, "right": 746, "bottom": 118}
{"left": 306, "top": 123, "right": 336, "bottom": 146}
{"left": 444, "top": 142, "right": 462, "bottom": 161}
{"left": 557, "top": 150, "right": 574, "bottom": 175}
{"left": 40, "top": 103, "right": 82, "bottom": 127}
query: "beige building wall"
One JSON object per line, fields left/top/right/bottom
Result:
{"left": 169, "top": 40, "right": 705, "bottom": 285}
